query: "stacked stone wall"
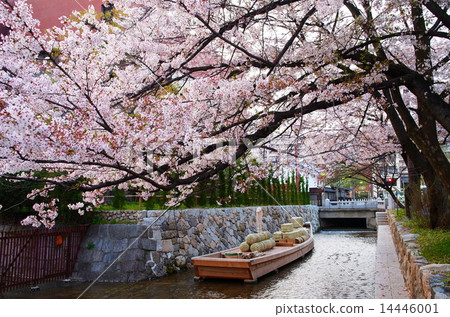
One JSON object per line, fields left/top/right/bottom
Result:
{"left": 72, "top": 205, "right": 319, "bottom": 282}
{"left": 387, "top": 211, "right": 449, "bottom": 299}
{"left": 92, "top": 210, "right": 146, "bottom": 223}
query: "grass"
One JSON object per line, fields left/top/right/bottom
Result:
{"left": 94, "top": 202, "right": 144, "bottom": 211}
{"left": 393, "top": 209, "right": 450, "bottom": 264}
{"left": 444, "top": 272, "right": 450, "bottom": 286}
{"left": 393, "top": 208, "right": 407, "bottom": 222}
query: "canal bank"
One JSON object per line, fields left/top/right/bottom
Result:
{"left": 3, "top": 230, "right": 377, "bottom": 299}
{"left": 386, "top": 211, "right": 449, "bottom": 299}
{"left": 374, "top": 210, "right": 450, "bottom": 299}
{"left": 72, "top": 205, "right": 320, "bottom": 282}
{"left": 3, "top": 207, "right": 437, "bottom": 299}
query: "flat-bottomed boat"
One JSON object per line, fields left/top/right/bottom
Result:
{"left": 191, "top": 222, "right": 314, "bottom": 282}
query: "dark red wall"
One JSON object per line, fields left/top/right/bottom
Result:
{"left": 1, "top": 0, "right": 104, "bottom": 33}
{"left": 28, "top": 0, "right": 104, "bottom": 29}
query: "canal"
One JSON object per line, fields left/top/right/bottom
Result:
{"left": 2, "top": 230, "right": 377, "bottom": 299}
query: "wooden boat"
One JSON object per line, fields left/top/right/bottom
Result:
{"left": 191, "top": 222, "right": 314, "bottom": 282}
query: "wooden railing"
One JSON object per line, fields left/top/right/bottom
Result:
{"left": 0, "top": 225, "right": 88, "bottom": 292}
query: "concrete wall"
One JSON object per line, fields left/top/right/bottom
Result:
{"left": 319, "top": 210, "right": 377, "bottom": 229}
{"left": 387, "top": 212, "right": 449, "bottom": 299}
{"left": 72, "top": 205, "right": 319, "bottom": 282}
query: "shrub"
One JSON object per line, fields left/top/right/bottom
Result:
{"left": 112, "top": 187, "right": 126, "bottom": 209}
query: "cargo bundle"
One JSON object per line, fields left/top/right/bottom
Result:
{"left": 239, "top": 231, "right": 275, "bottom": 252}
{"left": 273, "top": 217, "right": 309, "bottom": 244}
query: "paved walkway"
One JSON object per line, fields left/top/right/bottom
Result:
{"left": 374, "top": 225, "right": 410, "bottom": 298}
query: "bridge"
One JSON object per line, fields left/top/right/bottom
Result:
{"left": 319, "top": 199, "right": 387, "bottom": 230}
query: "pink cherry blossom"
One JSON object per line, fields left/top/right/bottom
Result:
{"left": 0, "top": 0, "right": 448, "bottom": 227}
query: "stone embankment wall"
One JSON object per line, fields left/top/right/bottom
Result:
{"left": 387, "top": 212, "right": 449, "bottom": 299}
{"left": 72, "top": 205, "right": 319, "bottom": 282}
{"left": 92, "top": 210, "right": 145, "bottom": 223}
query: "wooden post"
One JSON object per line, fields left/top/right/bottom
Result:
{"left": 256, "top": 207, "right": 262, "bottom": 233}
{"left": 65, "top": 227, "right": 72, "bottom": 278}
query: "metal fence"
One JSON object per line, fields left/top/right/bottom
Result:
{"left": 0, "top": 225, "right": 88, "bottom": 292}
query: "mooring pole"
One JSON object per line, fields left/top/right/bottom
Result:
{"left": 256, "top": 207, "right": 262, "bottom": 233}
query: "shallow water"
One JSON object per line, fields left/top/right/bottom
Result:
{"left": 2, "top": 230, "right": 377, "bottom": 299}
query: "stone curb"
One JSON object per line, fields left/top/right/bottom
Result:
{"left": 387, "top": 211, "right": 449, "bottom": 299}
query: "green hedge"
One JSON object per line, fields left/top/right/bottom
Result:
{"left": 1, "top": 167, "right": 310, "bottom": 225}
{"left": 143, "top": 168, "right": 309, "bottom": 209}
{"left": 0, "top": 173, "right": 92, "bottom": 225}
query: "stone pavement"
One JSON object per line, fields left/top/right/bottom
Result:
{"left": 374, "top": 223, "right": 410, "bottom": 298}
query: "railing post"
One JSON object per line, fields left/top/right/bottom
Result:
{"left": 33, "top": 230, "right": 41, "bottom": 284}
{"left": 65, "top": 227, "right": 72, "bottom": 278}
{"left": 0, "top": 231, "right": 4, "bottom": 292}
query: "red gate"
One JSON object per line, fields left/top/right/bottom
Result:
{"left": 0, "top": 225, "right": 88, "bottom": 292}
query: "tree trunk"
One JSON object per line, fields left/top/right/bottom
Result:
{"left": 409, "top": 3, "right": 450, "bottom": 226}
{"left": 426, "top": 178, "right": 449, "bottom": 229}
{"left": 370, "top": 3, "right": 450, "bottom": 199}
{"left": 404, "top": 154, "right": 422, "bottom": 218}
{"left": 383, "top": 99, "right": 449, "bottom": 228}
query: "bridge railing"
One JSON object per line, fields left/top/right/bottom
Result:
{"left": 323, "top": 199, "right": 386, "bottom": 210}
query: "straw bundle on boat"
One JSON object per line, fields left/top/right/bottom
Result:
{"left": 245, "top": 231, "right": 271, "bottom": 245}
{"left": 240, "top": 231, "right": 274, "bottom": 252}
{"left": 250, "top": 238, "right": 276, "bottom": 252}
{"left": 291, "top": 217, "right": 303, "bottom": 228}
{"left": 280, "top": 223, "right": 294, "bottom": 232}
{"left": 273, "top": 231, "right": 283, "bottom": 240}
{"left": 239, "top": 242, "right": 250, "bottom": 252}
{"left": 282, "top": 228, "right": 309, "bottom": 239}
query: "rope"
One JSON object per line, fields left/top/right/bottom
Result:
{"left": 77, "top": 204, "right": 173, "bottom": 298}
{"left": 253, "top": 178, "right": 295, "bottom": 220}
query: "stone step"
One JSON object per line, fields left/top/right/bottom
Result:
{"left": 376, "top": 212, "right": 388, "bottom": 225}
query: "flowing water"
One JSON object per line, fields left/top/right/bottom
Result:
{"left": 2, "top": 230, "right": 377, "bottom": 299}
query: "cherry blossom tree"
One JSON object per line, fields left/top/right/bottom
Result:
{"left": 0, "top": 0, "right": 448, "bottom": 228}
{"left": 339, "top": 0, "right": 450, "bottom": 228}
{"left": 325, "top": 152, "right": 407, "bottom": 206}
